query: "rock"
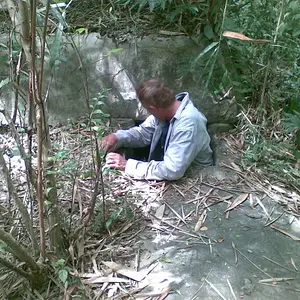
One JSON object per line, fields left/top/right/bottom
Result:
{"left": 110, "top": 118, "right": 135, "bottom": 130}
{"left": 241, "top": 278, "right": 255, "bottom": 296}
{"left": 208, "top": 123, "right": 234, "bottom": 135}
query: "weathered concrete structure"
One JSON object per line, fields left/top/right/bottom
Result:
{"left": 0, "top": 33, "right": 237, "bottom": 132}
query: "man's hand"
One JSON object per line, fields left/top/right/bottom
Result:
{"left": 100, "top": 133, "right": 118, "bottom": 152}
{"left": 105, "top": 153, "right": 127, "bottom": 171}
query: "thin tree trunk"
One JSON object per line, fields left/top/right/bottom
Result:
{"left": 0, "top": 150, "right": 39, "bottom": 256}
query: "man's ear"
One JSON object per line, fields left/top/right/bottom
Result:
{"left": 149, "top": 105, "right": 158, "bottom": 113}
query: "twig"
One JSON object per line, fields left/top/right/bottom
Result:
{"left": 205, "top": 279, "right": 227, "bottom": 300}
{"left": 233, "top": 243, "right": 272, "bottom": 278}
{"left": 264, "top": 212, "right": 284, "bottom": 227}
{"left": 263, "top": 256, "right": 299, "bottom": 274}
{"left": 189, "top": 269, "right": 213, "bottom": 300}
{"left": 163, "top": 201, "right": 187, "bottom": 225}
{"left": 232, "top": 242, "right": 238, "bottom": 266}
{"left": 227, "top": 278, "right": 237, "bottom": 300}
{"left": 171, "top": 184, "right": 185, "bottom": 197}
{"left": 259, "top": 283, "right": 300, "bottom": 292}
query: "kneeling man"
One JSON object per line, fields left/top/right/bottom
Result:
{"left": 101, "top": 78, "right": 213, "bottom": 181}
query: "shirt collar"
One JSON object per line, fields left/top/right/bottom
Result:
{"left": 172, "top": 92, "right": 190, "bottom": 121}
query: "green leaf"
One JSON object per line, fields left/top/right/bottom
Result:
{"left": 149, "top": 0, "right": 157, "bottom": 12}
{"left": 53, "top": 258, "right": 65, "bottom": 268}
{"left": 46, "top": 170, "right": 57, "bottom": 175}
{"left": 204, "top": 24, "right": 214, "bottom": 40}
{"left": 0, "top": 241, "right": 8, "bottom": 251}
{"left": 0, "top": 78, "right": 9, "bottom": 89}
{"left": 45, "top": 200, "right": 52, "bottom": 207}
{"left": 106, "top": 208, "right": 123, "bottom": 229}
{"left": 289, "top": 1, "right": 299, "bottom": 10}
{"left": 292, "top": 28, "right": 300, "bottom": 37}
{"left": 91, "top": 118, "right": 105, "bottom": 124}
{"left": 293, "top": 150, "right": 300, "bottom": 159}
{"left": 46, "top": 187, "right": 55, "bottom": 196}
{"left": 81, "top": 170, "right": 94, "bottom": 178}
{"left": 296, "top": 130, "right": 300, "bottom": 146}
{"left": 96, "top": 100, "right": 105, "bottom": 105}
{"left": 109, "top": 48, "right": 123, "bottom": 54}
{"left": 193, "top": 42, "right": 219, "bottom": 65}
{"left": 58, "top": 269, "right": 68, "bottom": 283}
{"left": 92, "top": 109, "right": 104, "bottom": 115}
{"left": 162, "top": 255, "right": 172, "bottom": 263}
{"left": 75, "top": 27, "right": 87, "bottom": 34}
{"left": 11, "top": 148, "right": 21, "bottom": 156}
{"left": 92, "top": 126, "right": 102, "bottom": 134}
{"left": 55, "top": 149, "right": 71, "bottom": 159}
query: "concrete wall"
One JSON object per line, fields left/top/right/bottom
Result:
{"left": 0, "top": 33, "right": 238, "bottom": 131}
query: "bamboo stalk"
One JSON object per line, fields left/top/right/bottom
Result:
{"left": 0, "top": 228, "right": 40, "bottom": 273}
{"left": 0, "top": 150, "right": 39, "bottom": 256}
{"left": 0, "top": 256, "right": 33, "bottom": 281}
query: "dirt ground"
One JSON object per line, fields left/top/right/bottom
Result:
{"left": 1, "top": 130, "right": 300, "bottom": 299}
{"left": 82, "top": 137, "right": 300, "bottom": 299}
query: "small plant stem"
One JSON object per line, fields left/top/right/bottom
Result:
{"left": 260, "top": 0, "right": 286, "bottom": 113}
{"left": 38, "top": 0, "right": 51, "bottom": 95}
{"left": 30, "top": 0, "right": 46, "bottom": 260}
{"left": 70, "top": 36, "right": 107, "bottom": 233}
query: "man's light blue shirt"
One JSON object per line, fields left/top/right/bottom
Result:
{"left": 114, "top": 92, "right": 213, "bottom": 180}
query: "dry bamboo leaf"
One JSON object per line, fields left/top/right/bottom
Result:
{"left": 107, "top": 284, "right": 118, "bottom": 298}
{"left": 256, "top": 197, "right": 270, "bottom": 218}
{"left": 225, "top": 193, "right": 249, "bottom": 212}
{"left": 78, "top": 272, "right": 100, "bottom": 278}
{"left": 259, "top": 278, "right": 294, "bottom": 283}
{"left": 159, "top": 30, "right": 185, "bottom": 36}
{"left": 249, "top": 193, "right": 254, "bottom": 209}
{"left": 68, "top": 245, "right": 75, "bottom": 264}
{"left": 194, "top": 209, "right": 207, "bottom": 232}
{"left": 232, "top": 242, "right": 238, "bottom": 265}
{"left": 271, "top": 185, "right": 287, "bottom": 194}
{"left": 226, "top": 201, "right": 231, "bottom": 219}
{"left": 158, "top": 287, "right": 172, "bottom": 300}
{"left": 270, "top": 224, "right": 300, "bottom": 241}
{"left": 223, "top": 30, "right": 270, "bottom": 43}
{"left": 63, "top": 284, "right": 76, "bottom": 300}
{"left": 76, "top": 237, "right": 84, "bottom": 259}
{"left": 84, "top": 276, "right": 129, "bottom": 284}
{"left": 220, "top": 195, "right": 233, "bottom": 201}
{"left": 200, "top": 226, "right": 208, "bottom": 231}
{"left": 291, "top": 258, "right": 298, "bottom": 271}
{"left": 230, "top": 162, "right": 242, "bottom": 172}
{"left": 102, "top": 261, "right": 146, "bottom": 282}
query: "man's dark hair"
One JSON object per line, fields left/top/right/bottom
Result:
{"left": 136, "top": 78, "right": 175, "bottom": 108}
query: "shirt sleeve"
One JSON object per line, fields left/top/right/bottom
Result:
{"left": 125, "top": 119, "right": 203, "bottom": 180}
{"left": 114, "top": 115, "right": 156, "bottom": 148}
